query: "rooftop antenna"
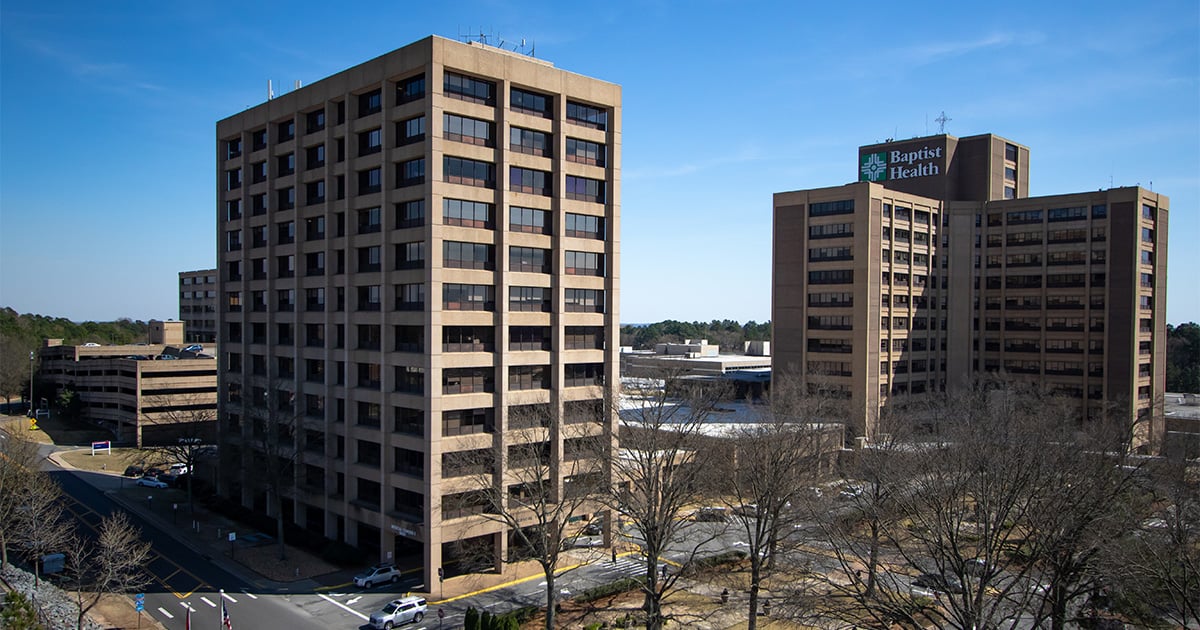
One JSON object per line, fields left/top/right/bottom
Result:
{"left": 268, "top": 79, "right": 275, "bottom": 100}
{"left": 935, "top": 111, "right": 951, "bottom": 134}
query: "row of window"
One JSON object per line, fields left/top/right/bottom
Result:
{"left": 224, "top": 75, "right": 609, "bottom": 160}
{"left": 224, "top": 285, "right": 605, "bottom": 314}
{"left": 985, "top": 205, "right": 1107, "bottom": 227}
{"left": 229, "top": 321, "right": 602, "bottom": 351}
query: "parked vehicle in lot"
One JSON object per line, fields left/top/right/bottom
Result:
{"left": 354, "top": 563, "right": 402, "bottom": 588}
{"left": 123, "top": 465, "right": 144, "bottom": 477}
{"left": 963, "top": 557, "right": 993, "bottom": 577}
{"left": 136, "top": 476, "right": 168, "bottom": 488}
{"left": 368, "top": 595, "right": 426, "bottom": 628}
{"left": 582, "top": 520, "right": 602, "bottom": 535}
{"left": 183, "top": 344, "right": 204, "bottom": 353}
{"left": 913, "top": 572, "right": 964, "bottom": 594}
{"left": 169, "top": 462, "right": 192, "bottom": 475}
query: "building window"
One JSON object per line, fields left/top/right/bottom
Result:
{"left": 444, "top": 113, "right": 492, "bottom": 146}
{"left": 565, "top": 288, "right": 604, "bottom": 313}
{"left": 510, "top": 326, "right": 551, "bottom": 351}
{"left": 398, "top": 116, "right": 425, "bottom": 145}
{"left": 443, "top": 199, "right": 492, "bottom": 229}
{"left": 277, "top": 221, "right": 295, "bottom": 244}
{"left": 396, "top": 283, "right": 424, "bottom": 311}
{"left": 1048, "top": 206, "right": 1087, "bottom": 222}
{"left": 565, "top": 250, "right": 604, "bottom": 276}
{"left": 357, "top": 246, "right": 381, "bottom": 272}
{"left": 511, "top": 87, "right": 551, "bottom": 117}
{"left": 444, "top": 241, "right": 494, "bottom": 270}
{"left": 444, "top": 72, "right": 495, "bottom": 105}
{"left": 225, "top": 199, "right": 242, "bottom": 221}
{"left": 306, "top": 109, "right": 325, "bottom": 133}
{"left": 250, "top": 129, "right": 267, "bottom": 151}
{"left": 809, "top": 223, "right": 853, "bottom": 239}
{"left": 443, "top": 326, "right": 494, "bottom": 353}
{"left": 1007, "top": 210, "right": 1042, "bottom": 225}
{"left": 397, "top": 74, "right": 425, "bottom": 104}
{"left": 276, "top": 289, "right": 295, "bottom": 311}
{"left": 305, "top": 180, "right": 325, "bottom": 205}
{"left": 509, "top": 286, "right": 551, "bottom": 312}
{"left": 510, "top": 206, "right": 549, "bottom": 234}
{"left": 808, "top": 270, "right": 853, "bottom": 284}
{"left": 394, "top": 325, "right": 423, "bottom": 352}
{"left": 1004, "top": 186, "right": 1016, "bottom": 199}
{"left": 358, "top": 89, "right": 382, "bottom": 117}
{"left": 444, "top": 156, "right": 492, "bottom": 188}
{"left": 510, "top": 127, "right": 549, "bottom": 156}
{"left": 226, "top": 230, "right": 242, "bottom": 252}
{"left": 226, "top": 138, "right": 243, "bottom": 159}
{"left": 226, "top": 168, "right": 242, "bottom": 190}
{"left": 565, "top": 175, "right": 605, "bottom": 203}
{"left": 566, "top": 101, "right": 607, "bottom": 130}
{"left": 276, "top": 254, "right": 295, "bottom": 278}
{"left": 358, "top": 128, "right": 382, "bottom": 156}
{"left": 396, "top": 199, "right": 425, "bottom": 228}
{"left": 564, "top": 363, "right": 604, "bottom": 387}
{"left": 393, "top": 158, "right": 424, "bottom": 188}
{"left": 277, "top": 187, "right": 295, "bottom": 211}
{"left": 277, "top": 119, "right": 295, "bottom": 143}
{"left": 564, "top": 326, "right": 604, "bottom": 350}
{"left": 357, "top": 324, "right": 382, "bottom": 350}
{"left": 442, "top": 408, "right": 493, "bottom": 437}
{"left": 510, "top": 246, "right": 549, "bottom": 274}
{"left": 443, "top": 367, "right": 494, "bottom": 394}
{"left": 277, "top": 153, "right": 295, "bottom": 177}
{"left": 305, "top": 287, "right": 325, "bottom": 310}
{"left": 565, "top": 138, "right": 604, "bottom": 166}
{"left": 565, "top": 213, "right": 604, "bottom": 239}
{"left": 357, "top": 207, "right": 381, "bottom": 233}
{"left": 808, "top": 200, "right": 854, "bottom": 217}
{"left": 357, "top": 285, "right": 381, "bottom": 311}
{"left": 443, "top": 284, "right": 494, "bottom": 311}
{"left": 396, "top": 241, "right": 424, "bottom": 270}
{"left": 509, "top": 365, "right": 550, "bottom": 390}
{"left": 251, "top": 193, "right": 267, "bottom": 215}
{"left": 510, "top": 167, "right": 550, "bottom": 195}
{"left": 809, "top": 247, "right": 852, "bottom": 262}
{"left": 358, "top": 168, "right": 382, "bottom": 194}
{"left": 305, "top": 216, "right": 325, "bottom": 240}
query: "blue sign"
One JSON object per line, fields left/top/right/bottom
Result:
{"left": 135, "top": 593, "right": 144, "bottom": 611}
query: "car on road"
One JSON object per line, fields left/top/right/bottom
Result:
{"left": 136, "top": 476, "right": 168, "bottom": 488}
{"left": 82, "top": 342, "right": 101, "bottom": 347}
{"left": 694, "top": 507, "right": 728, "bottom": 522}
{"left": 913, "top": 572, "right": 964, "bottom": 594}
{"left": 354, "top": 562, "right": 402, "bottom": 588}
{"left": 183, "top": 344, "right": 204, "bottom": 353}
{"left": 368, "top": 595, "right": 426, "bottom": 628}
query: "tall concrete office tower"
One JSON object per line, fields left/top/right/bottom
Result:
{"left": 216, "top": 35, "right": 620, "bottom": 588}
{"left": 773, "top": 133, "right": 1168, "bottom": 453}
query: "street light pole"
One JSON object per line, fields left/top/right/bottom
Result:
{"left": 28, "top": 351, "right": 34, "bottom": 415}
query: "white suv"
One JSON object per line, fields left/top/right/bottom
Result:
{"left": 354, "top": 562, "right": 402, "bottom": 588}
{"left": 368, "top": 596, "right": 426, "bottom": 628}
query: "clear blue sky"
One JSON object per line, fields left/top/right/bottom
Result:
{"left": 1, "top": 1, "right": 1197, "bottom": 325}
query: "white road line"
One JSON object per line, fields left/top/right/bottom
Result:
{"left": 222, "top": 592, "right": 238, "bottom": 603}
{"left": 318, "top": 593, "right": 368, "bottom": 620}
{"left": 180, "top": 603, "right": 195, "bottom": 612}
{"left": 346, "top": 596, "right": 362, "bottom": 605}
{"left": 200, "top": 596, "right": 216, "bottom": 608}
{"left": 240, "top": 590, "right": 258, "bottom": 600}
{"left": 157, "top": 607, "right": 174, "bottom": 619}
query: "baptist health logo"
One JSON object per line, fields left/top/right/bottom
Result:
{"left": 860, "top": 152, "right": 888, "bottom": 182}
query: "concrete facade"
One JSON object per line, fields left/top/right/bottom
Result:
{"left": 38, "top": 336, "right": 218, "bottom": 447}
{"left": 215, "top": 35, "right": 620, "bottom": 592}
{"left": 775, "top": 134, "right": 1169, "bottom": 453}
{"left": 180, "top": 269, "right": 218, "bottom": 344}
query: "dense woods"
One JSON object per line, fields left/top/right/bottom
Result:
{"left": 620, "top": 319, "right": 771, "bottom": 351}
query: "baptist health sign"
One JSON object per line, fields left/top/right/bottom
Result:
{"left": 860, "top": 146, "right": 943, "bottom": 182}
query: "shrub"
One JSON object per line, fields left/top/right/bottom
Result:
{"left": 687, "top": 550, "right": 747, "bottom": 574}
{"left": 464, "top": 607, "right": 480, "bottom": 630}
{"left": 575, "top": 577, "right": 645, "bottom": 603}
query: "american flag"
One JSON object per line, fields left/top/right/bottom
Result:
{"left": 221, "top": 598, "right": 232, "bottom": 630}
{"left": 185, "top": 606, "right": 190, "bottom": 630}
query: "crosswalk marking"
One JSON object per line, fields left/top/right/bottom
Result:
{"left": 200, "top": 596, "right": 216, "bottom": 607}
{"left": 157, "top": 607, "right": 174, "bottom": 619}
{"left": 222, "top": 591, "right": 238, "bottom": 603}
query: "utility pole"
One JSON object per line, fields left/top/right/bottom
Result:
{"left": 28, "top": 351, "right": 34, "bottom": 414}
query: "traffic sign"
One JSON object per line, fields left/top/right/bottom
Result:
{"left": 438, "top": 608, "right": 445, "bottom": 619}
{"left": 135, "top": 593, "right": 145, "bottom": 612}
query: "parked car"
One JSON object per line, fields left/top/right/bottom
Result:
{"left": 963, "top": 558, "right": 993, "bottom": 577}
{"left": 123, "top": 465, "right": 144, "bottom": 477}
{"left": 368, "top": 595, "right": 426, "bottom": 628}
{"left": 733, "top": 504, "right": 760, "bottom": 518}
{"left": 169, "top": 463, "right": 192, "bottom": 475}
{"left": 694, "top": 507, "right": 728, "bottom": 522}
{"left": 183, "top": 344, "right": 204, "bottom": 353}
{"left": 582, "top": 520, "right": 602, "bottom": 535}
{"left": 136, "top": 476, "right": 168, "bottom": 489}
{"left": 354, "top": 563, "right": 402, "bottom": 588}
{"left": 82, "top": 342, "right": 100, "bottom": 347}
{"left": 913, "top": 572, "right": 964, "bottom": 594}
{"left": 144, "top": 467, "right": 165, "bottom": 478}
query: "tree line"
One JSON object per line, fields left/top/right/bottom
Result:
{"left": 1167, "top": 322, "right": 1200, "bottom": 393}
{"left": 620, "top": 319, "right": 771, "bottom": 351}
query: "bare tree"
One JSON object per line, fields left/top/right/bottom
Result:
{"left": 141, "top": 392, "right": 217, "bottom": 514}
{"left": 602, "top": 372, "right": 729, "bottom": 630}
{"left": 0, "top": 335, "right": 35, "bottom": 407}
{"left": 245, "top": 383, "right": 301, "bottom": 560}
{"left": 1104, "top": 460, "right": 1200, "bottom": 628}
{"left": 0, "top": 431, "right": 42, "bottom": 570}
{"left": 64, "top": 511, "right": 152, "bottom": 629}
{"left": 451, "top": 403, "right": 608, "bottom": 630}
{"left": 719, "top": 376, "right": 844, "bottom": 627}
{"left": 10, "top": 469, "right": 72, "bottom": 586}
